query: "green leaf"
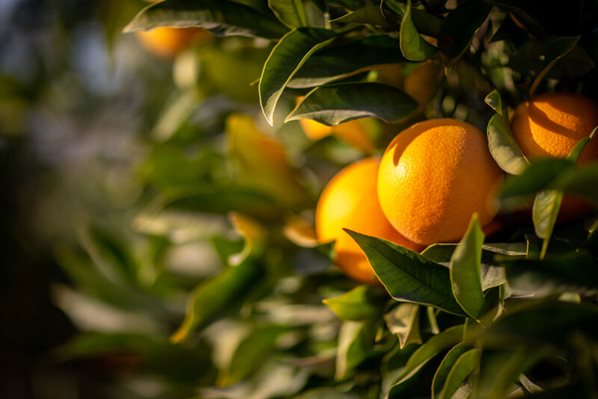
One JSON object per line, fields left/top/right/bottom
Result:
{"left": 484, "top": 90, "right": 504, "bottom": 115}
{"left": 294, "top": 388, "right": 360, "bottom": 399}
{"left": 516, "top": 384, "right": 587, "bottom": 399}
{"left": 438, "top": 1, "right": 491, "bottom": 60}
{"left": 472, "top": 347, "right": 544, "bottom": 399}
{"left": 481, "top": 300, "right": 598, "bottom": 348}
{"left": 449, "top": 215, "right": 486, "bottom": 320}
{"left": 437, "top": 348, "right": 480, "bottom": 399}
{"left": 423, "top": 243, "right": 515, "bottom": 291}
{"left": 331, "top": 5, "right": 388, "bottom": 25}
{"left": 152, "top": 90, "right": 201, "bottom": 142}
{"left": 171, "top": 260, "right": 263, "bottom": 342}
{"left": 220, "top": 324, "right": 288, "bottom": 385}
{"left": 499, "top": 251, "right": 598, "bottom": 295}
{"left": 384, "top": 303, "right": 422, "bottom": 349}
{"left": 399, "top": 0, "right": 436, "bottom": 61}
{"left": 383, "top": 0, "right": 444, "bottom": 37}
{"left": 389, "top": 325, "right": 465, "bottom": 393}
{"left": 269, "top": 0, "right": 325, "bottom": 28}
{"left": 432, "top": 342, "right": 473, "bottom": 398}
{"left": 485, "top": 90, "right": 529, "bottom": 175}
{"left": 289, "top": 36, "right": 407, "bottom": 88}
{"left": 527, "top": 36, "right": 581, "bottom": 97}
{"left": 532, "top": 189, "right": 563, "bottom": 244}
{"left": 58, "top": 333, "right": 214, "bottom": 383}
{"left": 259, "top": 28, "right": 337, "bottom": 125}
{"left": 347, "top": 230, "right": 465, "bottom": 316}
{"left": 286, "top": 82, "right": 418, "bottom": 125}
{"left": 335, "top": 319, "right": 377, "bottom": 379}
{"left": 551, "top": 164, "right": 598, "bottom": 204}
{"left": 158, "top": 185, "right": 282, "bottom": 220}
{"left": 533, "top": 133, "right": 595, "bottom": 256}
{"left": 323, "top": 285, "right": 384, "bottom": 321}
{"left": 124, "top": 0, "right": 288, "bottom": 39}
{"left": 499, "top": 158, "right": 575, "bottom": 199}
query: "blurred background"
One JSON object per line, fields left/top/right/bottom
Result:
{"left": 1, "top": 1, "right": 194, "bottom": 397}
{"left": 0, "top": 1, "right": 348, "bottom": 398}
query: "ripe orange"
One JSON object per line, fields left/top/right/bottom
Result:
{"left": 135, "top": 27, "right": 210, "bottom": 58}
{"left": 511, "top": 92, "right": 598, "bottom": 163}
{"left": 315, "top": 157, "right": 422, "bottom": 285}
{"left": 378, "top": 118, "right": 503, "bottom": 245}
{"left": 376, "top": 62, "right": 441, "bottom": 104}
{"left": 296, "top": 96, "right": 375, "bottom": 153}
{"left": 511, "top": 92, "right": 598, "bottom": 219}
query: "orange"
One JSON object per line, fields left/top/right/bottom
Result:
{"left": 315, "top": 157, "right": 422, "bottom": 285}
{"left": 299, "top": 118, "right": 375, "bottom": 152}
{"left": 378, "top": 118, "right": 503, "bottom": 245}
{"left": 376, "top": 62, "right": 441, "bottom": 104}
{"left": 135, "top": 27, "right": 210, "bottom": 58}
{"left": 511, "top": 93, "right": 598, "bottom": 219}
{"left": 511, "top": 92, "right": 598, "bottom": 163}
{"left": 402, "top": 62, "right": 442, "bottom": 105}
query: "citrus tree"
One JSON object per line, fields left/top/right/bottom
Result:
{"left": 50, "top": 0, "right": 598, "bottom": 398}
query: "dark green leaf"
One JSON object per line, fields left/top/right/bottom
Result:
{"left": 399, "top": 0, "right": 437, "bottom": 61}
{"left": 221, "top": 325, "right": 288, "bottom": 385}
{"left": 437, "top": 348, "right": 480, "bottom": 399}
{"left": 294, "top": 388, "right": 360, "bottom": 399}
{"left": 384, "top": 303, "right": 422, "bottom": 348}
{"left": 449, "top": 215, "right": 486, "bottom": 320}
{"left": 517, "top": 384, "right": 587, "bottom": 399}
{"left": 289, "top": 36, "right": 407, "bottom": 88}
{"left": 171, "top": 260, "right": 263, "bottom": 342}
{"left": 259, "top": 28, "right": 337, "bottom": 125}
{"left": 286, "top": 82, "right": 418, "bottom": 125}
{"left": 551, "top": 164, "right": 598, "bottom": 204}
{"left": 484, "top": 89, "right": 504, "bottom": 115}
{"left": 336, "top": 319, "right": 377, "bottom": 379}
{"left": 438, "top": 1, "right": 491, "bottom": 59}
{"left": 269, "top": 0, "right": 326, "bottom": 28}
{"left": 323, "top": 285, "right": 384, "bottom": 321}
{"left": 499, "top": 251, "right": 598, "bottom": 295}
{"left": 482, "top": 0, "right": 552, "bottom": 36}
{"left": 533, "top": 133, "right": 594, "bottom": 255}
{"left": 383, "top": 0, "right": 444, "bottom": 37}
{"left": 389, "top": 325, "right": 465, "bottom": 392}
{"left": 526, "top": 36, "right": 581, "bottom": 96}
{"left": 159, "top": 185, "right": 282, "bottom": 220}
{"left": 499, "top": 158, "right": 575, "bottom": 199}
{"left": 423, "top": 243, "right": 515, "bottom": 291}
{"left": 472, "top": 347, "right": 545, "bottom": 399}
{"left": 347, "top": 230, "right": 466, "bottom": 316}
{"left": 532, "top": 189, "right": 563, "bottom": 241}
{"left": 432, "top": 342, "right": 473, "bottom": 398}
{"left": 481, "top": 301, "right": 598, "bottom": 348}
{"left": 331, "top": 5, "right": 387, "bottom": 25}
{"left": 329, "top": 0, "right": 366, "bottom": 10}
{"left": 485, "top": 90, "right": 529, "bottom": 175}
{"left": 57, "top": 248, "right": 173, "bottom": 317}
{"left": 124, "top": 0, "right": 288, "bottom": 39}
{"left": 58, "top": 333, "right": 213, "bottom": 383}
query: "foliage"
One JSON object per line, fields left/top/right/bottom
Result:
{"left": 5, "top": 0, "right": 598, "bottom": 398}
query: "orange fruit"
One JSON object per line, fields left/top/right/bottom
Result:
{"left": 378, "top": 118, "right": 503, "bottom": 245}
{"left": 135, "top": 27, "right": 210, "bottom": 58}
{"left": 511, "top": 92, "right": 598, "bottom": 219}
{"left": 315, "top": 157, "right": 422, "bottom": 285}
{"left": 511, "top": 92, "right": 598, "bottom": 163}
{"left": 402, "top": 62, "right": 442, "bottom": 105}
{"left": 376, "top": 62, "right": 441, "bottom": 104}
{"left": 296, "top": 96, "right": 375, "bottom": 153}
{"left": 299, "top": 118, "right": 375, "bottom": 152}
